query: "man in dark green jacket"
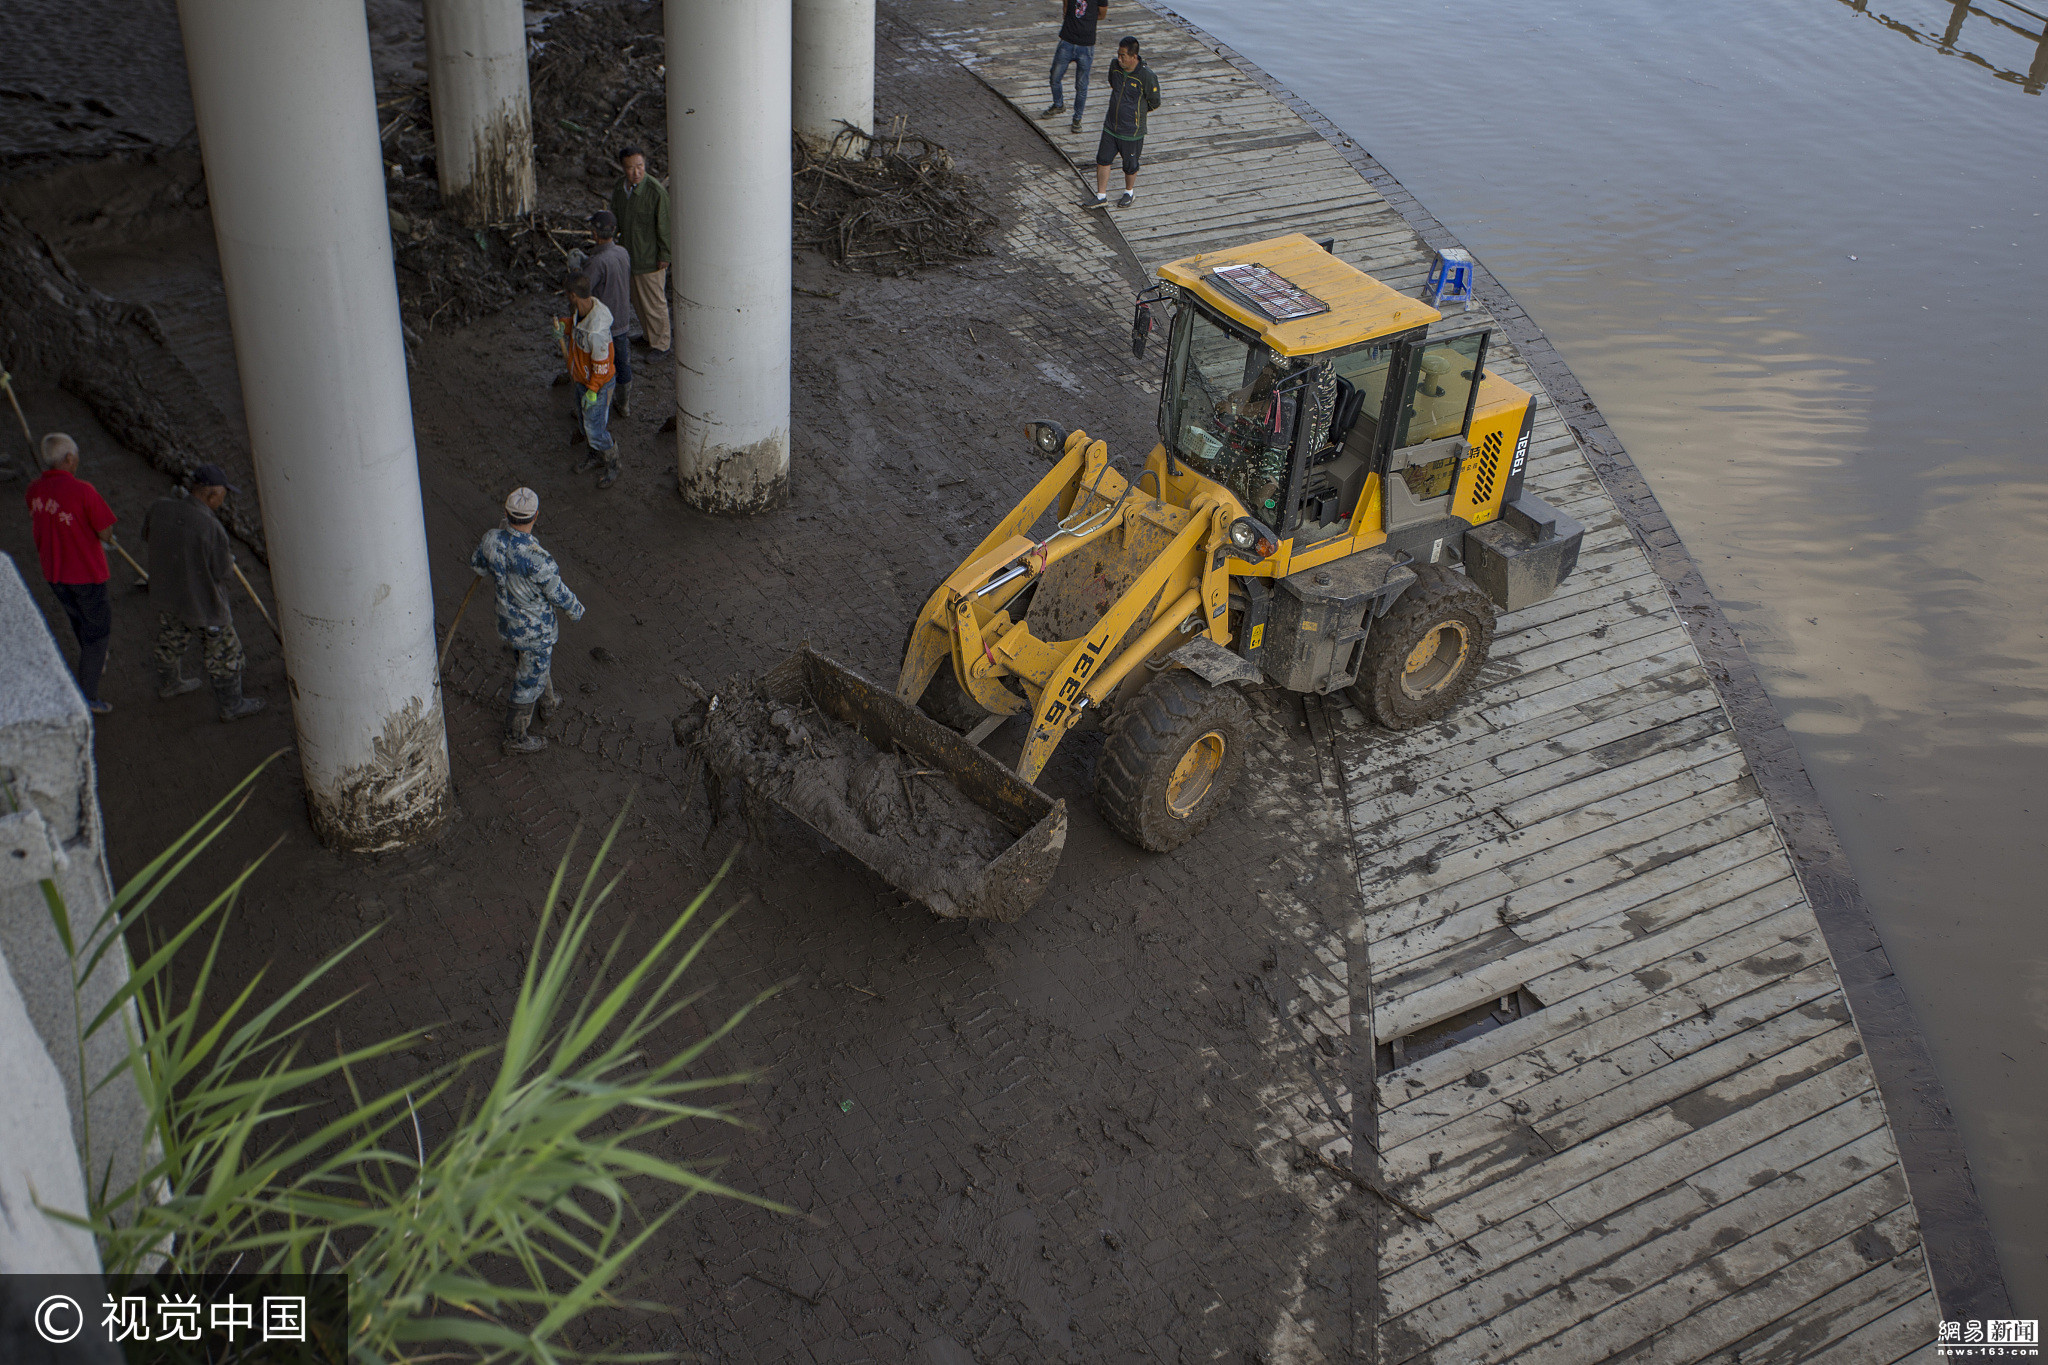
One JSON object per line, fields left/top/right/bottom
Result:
{"left": 608, "top": 145, "right": 672, "bottom": 356}
{"left": 1090, "top": 36, "right": 1160, "bottom": 209}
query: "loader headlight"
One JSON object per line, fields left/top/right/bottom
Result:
{"left": 1229, "top": 516, "right": 1281, "bottom": 561}
{"left": 1025, "top": 420, "right": 1069, "bottom": 461}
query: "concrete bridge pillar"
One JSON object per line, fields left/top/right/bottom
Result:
{"left": 666, "top": 0, "right": 793, "bottom": 514}
{"left": 176, "top": 0, "right": 452, "bottom": 850}
{"left": 423, "top": 0, "right": 536, "bottom": 225}
{"left": 794, "top": 0, "right": 876, "bottom": 156}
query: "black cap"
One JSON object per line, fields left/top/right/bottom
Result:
{"left": 588, "top": 209, "right": 617, "bottom": 235}
{"left": 191, "top": 462, "right": 240, "bottom": 493}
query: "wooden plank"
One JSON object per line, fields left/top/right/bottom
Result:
{"left": 1495, "top": 605, "right": 1678, "bottom": 678}
{"left": 1388, "top": 1044, "right": 1874, "bottom": 1247}
{"left": 1506, "top": 827, "right": 1788, "bottom": 946}
{"left": 1383, "top": 1088, "right": 1891, "bottom": 1323}
{"left": 1493, "top": 571, "right": 1661, "bottom": 642}
{"left": 1350, "top": 710, "right": 1734, "bottom": 854}
{"left": 1475, "top": 647, "right": 1703, "bottom": 733}
{"left": 1410, "top": 1139, "right": 1911, "bottom": 1363}
{"left": 1388, "top": 1174, "right": 1715, "bottom": 1352}
{"left": 1374, "top": 915, "right": 1643, "bottom": 1044}
{"left": 1474, "top": 627, "right": 1696, "bottom": 716}
{"left": 1561, "top": 1203, "right": 1928, "bottom": 1365}
{"left": 1698, "top": 1251, "right": 1936, "bottom": 1363}
{"left": 1530, "top": 970, "right": 1850, "bottom": 1150}
{"left": 1356, "top": 684, "right": 1723, "bottom": 820}
{"left": 1535, "top": 1043, "right": 1875, "bottom": 1226}
{"left": 1526, "top": 897, "right": 1814, "bottom": 1012}
{"left": 1365, "top": 786, "right": 1771, "bottom": 950}
{"left": 1508, "top": 1200, "right": 1924, "bottom": 1365}
{"left": 1490, "top": 581, "right": 1673, "bottom": 654}
{"left": 1396, "top": 958, "right": 1843, "bottom": 1159}
{"left": 1798, "top": 1294, "right": 1943, "bottom": 1365}
{"left": 1382, "top": 1003, "right": 1857, "bottom": 1190}
{"left": 1369, "top": 804, "right": 1774, "bottom": 982}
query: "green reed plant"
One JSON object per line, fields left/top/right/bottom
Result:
{"left": 42, "top": 759, "right": 780, "bottom": 1362}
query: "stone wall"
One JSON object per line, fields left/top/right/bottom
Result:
{"left": 0, "top": 552, "right": 144, "bottom": 1272}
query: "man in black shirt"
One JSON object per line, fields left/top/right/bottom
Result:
{"left": 1043, "top": 0, "right": 1107, "bottom": 134}
{"left": 142, "top": 465, "right": 265, "bottom": 721}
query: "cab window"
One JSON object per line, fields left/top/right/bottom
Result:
{"left": 1394, "top": 332, "right": 1486, "bottom": 449}
{"left": 1162, "top": 306, "right": 1297, "bottom": 519}
{"left": 1331, "top": 342, "right": 1395, "bottom": 454}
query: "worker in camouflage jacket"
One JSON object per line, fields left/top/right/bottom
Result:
{"left": 470, "top": 487, "right": 585, "bottom": 755}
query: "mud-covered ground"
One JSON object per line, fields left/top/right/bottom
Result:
{"left": 1, "top": 7, "right": 1376, "bottom": 1361}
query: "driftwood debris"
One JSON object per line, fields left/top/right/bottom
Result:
{"left": 794, "top": 124, "right": 998, "bottom": 276}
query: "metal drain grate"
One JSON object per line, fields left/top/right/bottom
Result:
{"left": 1377, "top": 985, "right": 1544, "bottom": 1074}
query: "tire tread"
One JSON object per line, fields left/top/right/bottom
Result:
{"left": 1096, "top": 669, "right": 1251, "bottom": 851}
{"left": 1349, "top": 566, "right": 1498, "bottom": 730}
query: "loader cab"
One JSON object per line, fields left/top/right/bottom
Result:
{"left": 1158, "top": 294, "right": 1490, "bottom": 551}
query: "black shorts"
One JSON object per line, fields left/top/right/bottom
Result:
{"left": 1095, "top": 132, "right": 1142, "bottom": 175}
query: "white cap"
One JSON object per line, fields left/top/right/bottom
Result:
{"left": 504, "top": 487, "right": 540, "bottom": 520}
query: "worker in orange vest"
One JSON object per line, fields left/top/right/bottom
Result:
{"left": 554, "top": 270, "right": 620, "bottom": 489}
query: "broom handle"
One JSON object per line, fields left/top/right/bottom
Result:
{"left": 231, "top": 560, "right": 282, "bottom": 641}
{"left": 0, "top": 370, "right": 33, "bottom": 453}
{"left": 109, "top": 538, "right": 150, "bottom": 584}
{"left": 439, "top": 575, "right": 482, "bottom": 674}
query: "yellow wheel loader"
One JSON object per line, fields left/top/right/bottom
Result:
{"left": 695, "top": 233, "right": 1581, "bottom": 918}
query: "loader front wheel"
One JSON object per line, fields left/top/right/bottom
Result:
{"left": 920, "top": 661, "right": 989, "bottom": 732}
{"left": 899, "top": 613, "right": 990, "bottom": 732}
{"left": 1096, "top": 669, "right": 1251, "bottom": 852}
{"left": 1348, "top": 566, "right": 1497, "bottom": 730}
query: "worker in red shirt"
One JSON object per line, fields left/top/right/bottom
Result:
{"left": 24, "top": 433, "right": 118, "bottom": 714}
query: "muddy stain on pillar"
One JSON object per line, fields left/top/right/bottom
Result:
{"left": 423, "top": 0, "right": 536, "bottom": 227}
{"left": 310, "top": 694, "right": 450, "bottom": 850}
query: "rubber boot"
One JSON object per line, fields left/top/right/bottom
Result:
{"left": 535, "top": 674, "right": 560, "bottom": 726}
{"left": 614, "top": 382, "right": 631, "bottom": 419}
{"left": 156, "top": 663, "right": 204, "bottom": 700}
{"left": 213, "top": 672, "right": 267, "bottom": 722}
{"left": 502, "top": 701, "right": 547, "bottom": 755}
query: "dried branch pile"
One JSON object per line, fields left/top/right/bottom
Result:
{"left": 794, "top": 125, "right": 999, "bottom": 276}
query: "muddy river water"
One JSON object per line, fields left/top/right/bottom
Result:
{"left": 1166, "top": 0, "right": 2048, "bottom": 1307}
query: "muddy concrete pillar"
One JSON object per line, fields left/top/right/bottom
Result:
{"left": 666, "top": 0, "right": 793, "bottom": 513}
{"left": 794, "top": 0, "right": 875, "bottom": 156}
{"left": 423, "top": 0, "right": 536, "bottom": 225}
{"left": 176, "top": 0, "right": 452, "bottom": 849}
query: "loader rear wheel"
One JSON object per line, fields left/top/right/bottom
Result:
{"left": 1095, "top": 669, "right": 1250, "bottom": 852}
{"left": 1348, "top": 566, "right": 1497, "bottom": 730}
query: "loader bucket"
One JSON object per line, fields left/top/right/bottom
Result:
{"left": 697, "top": 648, "right": 1067, "bottom": 922}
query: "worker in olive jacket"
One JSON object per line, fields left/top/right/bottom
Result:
{"left": 608, "top": 145, "right": 671, "bottom": 356}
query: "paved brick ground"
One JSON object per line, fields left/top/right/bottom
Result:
{"left": 1, "top": 13, "right": 1381, "bottom": 1362}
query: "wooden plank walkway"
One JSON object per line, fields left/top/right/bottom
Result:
{"left": 891, "top": 2, "right": 1946, "bottom": 1360}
